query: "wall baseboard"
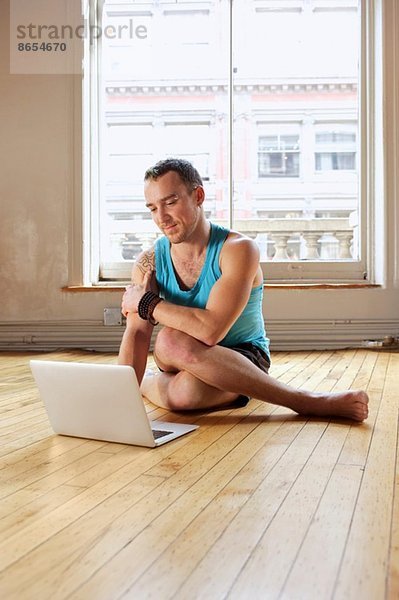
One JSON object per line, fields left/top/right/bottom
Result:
{"left": 0, "top": 319, "right": 398, "bottom": 352}
{"left": 265, "top": 319, "right": 399, "bottom": 350}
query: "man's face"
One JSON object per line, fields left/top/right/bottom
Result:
{"left": 144, "top": 170, "right": 204, "bottom": 243}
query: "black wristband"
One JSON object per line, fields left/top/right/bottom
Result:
{"left": 137, "top": 291, "right": 162, "bottom": 322}
{"left": 147, "top": 295, "right": 162, "bottom": 325}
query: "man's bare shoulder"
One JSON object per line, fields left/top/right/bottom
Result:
{"left": 131, "top": 247, "right": 155, "bottom": 282}
{"left": 223, "top": 230, "right": 260, "bottom": 257}
{"left": 220, "top": 231, "right": 262, "bottom": 282}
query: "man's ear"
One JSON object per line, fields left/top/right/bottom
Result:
{"left": 195, "top": 185, "right": 205, "bottom": 207}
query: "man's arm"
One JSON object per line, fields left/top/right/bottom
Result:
{"left": 122, "top": 235, "right": 261, "bottom": 347}
{"left": 118, "top": 250, "right": 156, "bottom": 384}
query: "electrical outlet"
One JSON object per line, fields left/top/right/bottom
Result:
{"left": 103, "top": 307, "right": 123, "bottom": 326}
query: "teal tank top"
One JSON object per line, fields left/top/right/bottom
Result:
{"left": 154, "top": 222, "right": 270, "bottom": 358}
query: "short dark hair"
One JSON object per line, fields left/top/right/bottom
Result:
{"left": 144, "top": 158, "right": 203, "bottom": 190}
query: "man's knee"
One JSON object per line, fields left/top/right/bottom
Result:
{"left": 165, "top": 372, "right": 204, "bottom": 411}
{"left": 155, "top": 327, "right": 201, "bottom": 368}
{"left": 166, "top": 380, "right": 194, "bottom": 411}
{"left": 165, "top": 371, "right": 238, "bottom": 412}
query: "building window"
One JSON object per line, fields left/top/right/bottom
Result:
{"left": 315, "top": 130, "right": 357, "bottom": 171}
{"left": 258, "top": 134, "right": 300, "bottom": 178}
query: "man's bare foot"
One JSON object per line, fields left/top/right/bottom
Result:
{"left": 140, "top": 369, "right": 175, "bottom": 410}
{"left": 140, "top": 368, "right": 156, "bottom": 399}
{"left": 299, "top": 390, "right": 369, "bottom": 422}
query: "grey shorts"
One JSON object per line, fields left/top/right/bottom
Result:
{"left": 228, "top": 342, "right": 271, "bottom": 408}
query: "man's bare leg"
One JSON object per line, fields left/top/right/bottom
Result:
{"left": 148, "top": 327, "right": 369, "bottom": 422}
{"left": 141, "top": 369, "right": 240, "bottom": 410}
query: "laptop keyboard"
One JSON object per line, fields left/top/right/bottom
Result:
{"left": 152, "top": 429, "right": 173, "bottom": 440}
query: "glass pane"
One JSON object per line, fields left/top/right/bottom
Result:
{"left": 98, "top": 0, "right": 229, "bottom": 276}
{"left": 232, "top": 0, "right": 360, "bottom": 262}
{"left": 258, "top": 151, "right": 300, "bottom": 178}
{"left": 316, "top": 132, "right": 357, "bottom": 144}
{"left": 315, "top": 152, "right": 356, "bottom": 171}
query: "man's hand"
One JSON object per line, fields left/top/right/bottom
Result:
{"left": 121, "top": 271, "right": 153, "bottom": 318}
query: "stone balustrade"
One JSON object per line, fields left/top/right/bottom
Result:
{"left": 229, "top": 218, "right": 355, "bottom": 260}
{"left": 107, "top": 217, "right": 355, "bottom": 262}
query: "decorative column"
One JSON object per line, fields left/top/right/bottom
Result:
{"left": 137, "top": 233, "right": 157, "bottom": 250}
{"left": 270, "top": 234, "right": 291, "bottom": 260}
{"left": 302, "top": 232, "right": 320, "bottom": 259}
{"left": 335, "top": 232, "right": 353, "bottom": 259}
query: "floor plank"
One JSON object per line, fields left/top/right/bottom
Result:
{"left": 333, "top": 352, "right": 399, "bottom": 600}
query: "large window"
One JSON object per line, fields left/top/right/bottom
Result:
{"left": 85, "top": 0, "right": 366, "bottom": 283}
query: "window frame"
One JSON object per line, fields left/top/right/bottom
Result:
{"left": 82, "top": 0, "right": 376, "bottom": 285}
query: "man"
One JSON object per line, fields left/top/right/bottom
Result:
{"left": 119, "top": 158, "right": 369, "bottom": 421}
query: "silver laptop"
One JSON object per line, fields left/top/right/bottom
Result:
{"left": 30, "top": 360, "right": 198, "bottom": 448}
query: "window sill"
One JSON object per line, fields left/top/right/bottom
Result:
{"left": 62, "top": 286, "right": 125, "bottom": 292}
{"left": 264, "top": 283, "right": 380, "bottom": 289}
{"left": 62, "top": 283, "right": 381, "bottom": 292}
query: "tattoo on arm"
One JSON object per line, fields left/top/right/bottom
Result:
{"left": 136, "top": 250, "right": 155, "bottom": 276}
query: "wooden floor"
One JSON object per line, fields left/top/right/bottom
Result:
{"left": 0, "top": 349, "right": 398, "bottom": 600}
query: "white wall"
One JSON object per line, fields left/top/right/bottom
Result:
{"left": 0, "top": 1, "right": 119, "bottom": 324}
{"left": 0, "top": 0, "right": 398, "bottom": 351}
